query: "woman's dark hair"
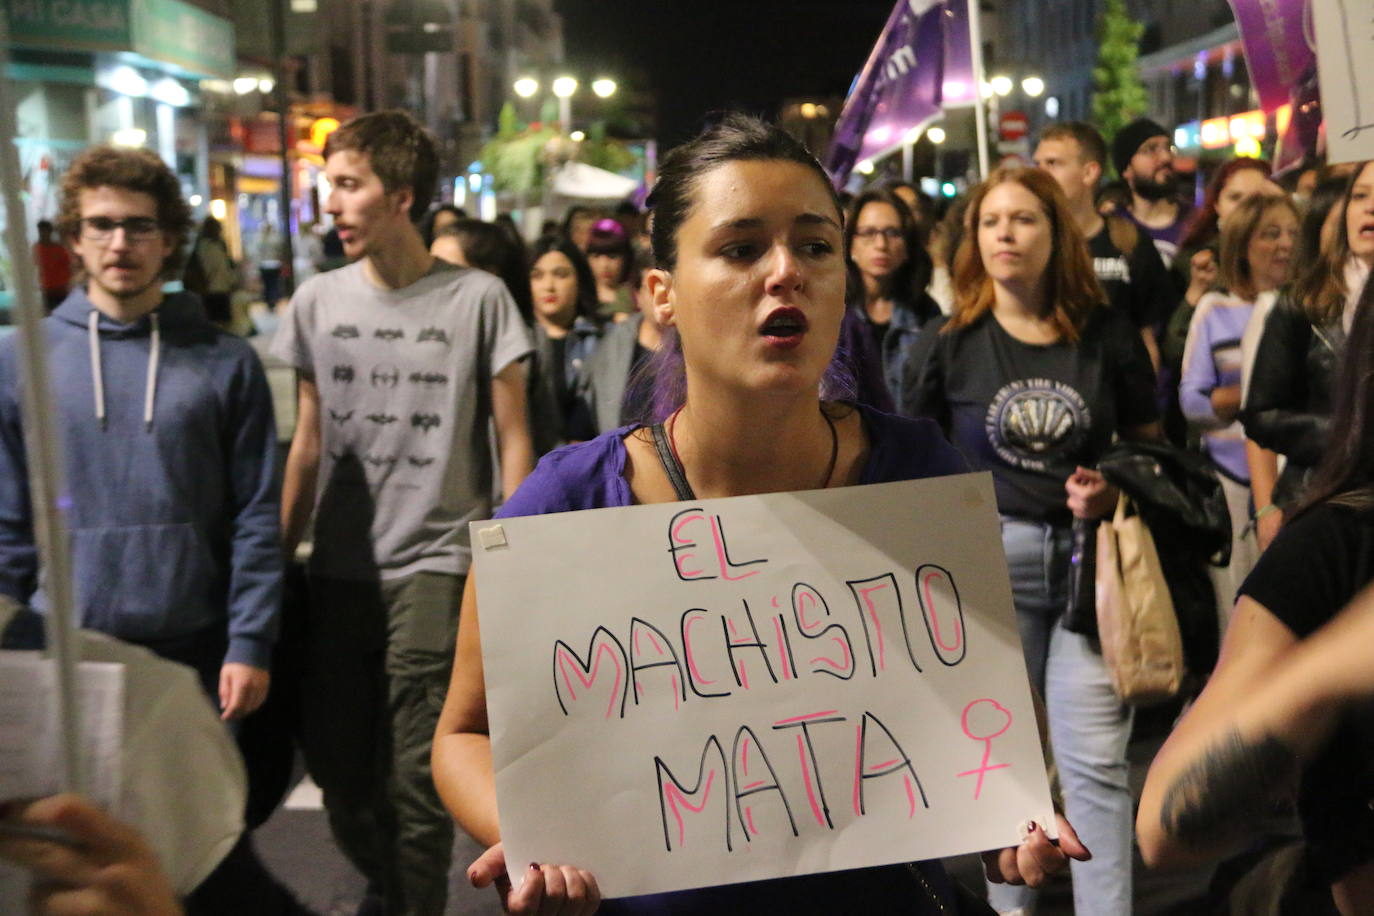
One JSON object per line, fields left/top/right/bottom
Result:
{"left": 584, "top": 217, "right": 635, "bottom": 284}
{"left": 1178, "top": 157, "right": 1271, "bottom": 253}
{"left": 559, "top": 205, "right": 598, "bottom": 242}
{"left": 639, "top": 113, "right": 851, "bottom": 421}
{"left": 528, "top": 234, "right": 599, "bottom": 323}
{"left": 1291, "top": 163, "right": 1374, "bottom": 326}
{"left": 1295, "top": 273, "right": 1374, "bottom": 515}
{"left": 646, "top": 112, "right": 843, "bottom": 271}
{"left": 420, "top": 204, "right": 465, "bottom": 246}
{"left": 198, "top": 216, "right": 223, "bottom": 240}
{"left": 844, "top": 188, "right": 934, "bottom": 314}
{"left": 439, "top": 219, "right": 533, "bottom": 325}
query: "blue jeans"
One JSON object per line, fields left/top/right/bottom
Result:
{"left": 987, "top": 519, "right": 1134, "bottom": 916}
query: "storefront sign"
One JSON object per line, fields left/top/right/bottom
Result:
{"left": 5, "top": 0, "right": 233, "bottom": 79}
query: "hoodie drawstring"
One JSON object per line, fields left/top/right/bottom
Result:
{"left": 87, "top": 309, "right": 160, "bottom": 430}
{"left": 88, "top": 310, "right": 105, "bottom": 425}
{"left": 144, "top": 312, "right": 160, "bottom": 429}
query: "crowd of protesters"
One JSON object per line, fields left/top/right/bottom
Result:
{"left": 4, "top": 103, "right": 1374, "bottom": 916}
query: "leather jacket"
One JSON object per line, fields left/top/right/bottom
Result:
{"left": 1240, "top": 292, "right": 1342, "bottom": 506}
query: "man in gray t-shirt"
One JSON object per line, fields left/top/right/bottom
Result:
{"left": 273, "top": 111, "right": 532, "bottom": 916}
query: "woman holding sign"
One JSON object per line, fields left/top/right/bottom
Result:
{"left": 904, "top": 166, "right": 1161, "bottom": 916}
{"left": 432, "top": 115, "right": 1089, "bottom": 915}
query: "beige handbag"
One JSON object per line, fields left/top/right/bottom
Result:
{"left": 1094, "top": 493, "right": 1186, "bottom": 705}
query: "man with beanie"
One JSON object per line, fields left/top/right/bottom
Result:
{"left": 1114, "top": 117, "right": 1192, "bottom": 268}
{"left": 1037, "top": 121, "right": 1172, "bottom": 369}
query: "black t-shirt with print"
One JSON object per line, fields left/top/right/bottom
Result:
{"left": 905, "top": 307, "right": 1158, "bottom": 522}
{"left": 1087, "top": 220, "right": 1173, "bottom": 329}
{"left": 1239, "top": 502, "right": 1374, "bottom": 883}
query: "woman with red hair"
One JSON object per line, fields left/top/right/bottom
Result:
{"left": 907, "top": 165, "right": 1161, "bottom": 916}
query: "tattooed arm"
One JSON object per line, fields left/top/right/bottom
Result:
{"left": 1139, "top": 584, "right": 1374, "bottom": 869}
{"left": 1136, "top": 595, "right": 1299, "bottom": 868}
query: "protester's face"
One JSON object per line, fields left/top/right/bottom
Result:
{"left": 1127, "top": 135, "right": 1177, "bottom": 199}
{"left": 589, "top": 252, "right": 626, "bottom": 288}
{"left": 432, "top": 209, "right": 459, "bottom": 236}
{"left": 1345, "top": 162, "right": 1374, "bottom": 264}
{"left": 1034, "top": 138, "right": 1095, "bottom": 209}
{"left": 849, "top": 201, "right": 908, "bottom": 283}
{"left": 976, "top": 181, "right": 1053, "bottom": 290}
{"left": 651, "top": 159, "right": 845, "bottom": 398}
{"left": 1216, "top": 168, "right": 1277, "bottom": 227}
{"left": 324, "top": 150, "right": 410, "bottom": 259}
{"left": 530, "top": 250, "right": 579, "bottom": 327}
{"left": 1247, "top": 205, "right": 1299, "bottom": 294}
{"left": 70, "top": 186, "right": 173, "bottom": 303}
{"left": 570, "top": 213, "right": 597, "bottom": 250}
{"left": 430, "top": 235, "right": 467, "bottom": 267}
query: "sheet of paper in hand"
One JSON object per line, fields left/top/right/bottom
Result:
{"left": 472, "top": 472, "right": 1052, "bottom": 898}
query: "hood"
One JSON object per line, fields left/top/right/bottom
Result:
{"left": 51, "top": 287, "right": 207, "bottom": 336}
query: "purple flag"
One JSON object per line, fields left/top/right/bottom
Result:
{"left": 826, "top": 0, "right": 951, "bottom": 183}
{"left": 1227, "top": 0, "right": 1315, "bottom": 112}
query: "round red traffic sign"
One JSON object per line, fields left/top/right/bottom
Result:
{"left": 999, "top": 111, "right": 1029, "bottom": 142}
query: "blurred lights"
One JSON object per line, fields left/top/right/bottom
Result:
{"left": 106, "top": 66, "right": 148, "bottom": 98}
{"left": 801, "top": 102, "right": 819, "bottom": 119}
{"left": 311, "top": 117, "right": 341, "bottom": 149}
{"left": 927, "top": 126, "right": 946, "bottom": 144}
{"left": 150, "top": 78, "right": 189, "bottom": 107}
{"left": 857, "top": 159, "right": 875, "bottom": 175}
{"left": 233, "top": 77, "right": 259, "bottom": 95}
{"left": 552, "top": 76, "right": 578, "bottom": 98}
{"left": 209, "top": 199, "right": 228, "bottom": 220}
{"left": 1044, "top": 96, "right": 1060, "bottom": 118}
{"left": 989, "top": 75, "right": 1013, "bottom": 97}
{"left": 258, "top": 78, "right": 275, "bottom": 94}
{"left": 591, "top": 78, "right": 617, "bottom": 98}
{"left": 1234, "top": 136, "right": 1262, "bottom": 158}
{"left": 514, "top": 77, "right": 539, "bottom": 98}
{"left": 1021, "top": 77, "right": 1045, "bottom": 97}
{"left": 111, "top": 127, "right": 146, "bottom": 147}
{"left": 570, "top": 130, "right": 586, "bottom": 142}
{"left": 941, "top": 182, "right": 957, "bottom": 198}
{"left": 189, "top": 194, "right": 204, "bottom": 206}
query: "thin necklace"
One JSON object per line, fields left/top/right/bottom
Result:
{"left": 667, "top": 406, "right": 840, "bottom": 491}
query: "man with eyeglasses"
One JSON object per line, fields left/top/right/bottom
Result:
{"left": 0, "top": 145, "right": 282, "bottom": 723}
{"left": 1113, "top": 117, "right": 1193, "bottom": 270}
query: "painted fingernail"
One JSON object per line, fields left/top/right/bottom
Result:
{"left": 468, "top": 869, "right": 479, "bottom": 886}
{"left": 529, "top": 862, "right": 540, "bottom": 872}
{"left": 1027, "top": 821, "right": 1039, "bottom": 833}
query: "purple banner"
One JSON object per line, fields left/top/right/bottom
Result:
{"left": 1227, "top": 0, "right": 1315, "bottom": 112}
{"left": 825, "top": 0, "right": 951, "bottom": 183}
{"left": 941, "top": 0, "right": 976, "bottom": 108}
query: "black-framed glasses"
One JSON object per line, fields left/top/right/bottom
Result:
{"left": 853, "top": 227, "right": 904, "bottom": 243}
{"left": 79, "top": 217, "right": 162, "bottom": 242}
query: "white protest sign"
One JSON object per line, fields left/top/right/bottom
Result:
{"left": 473, "top": 472, "right": 1053, "bottom": 899}
{"left": 1315, "top": 0, "right": 1374, "bottom": 165}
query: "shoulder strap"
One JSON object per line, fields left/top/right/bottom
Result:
{"left": 649, "top": 422, "right": 696, "bottom": 501}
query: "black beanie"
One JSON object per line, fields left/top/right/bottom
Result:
{"left": 1112, "top": 118, "right": 1169, "bottom": 176}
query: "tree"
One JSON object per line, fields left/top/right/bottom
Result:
{"left": 1092, "top": 0, "right": 1149, "bottom": 151}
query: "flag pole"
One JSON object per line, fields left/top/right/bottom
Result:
{"left": 0, "top": 15, "right": 87, "bottom": 796}
{"left": 967, "top": 0, "right": 991, "bottom": 179}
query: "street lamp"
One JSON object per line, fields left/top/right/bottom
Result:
{"left": 927, "top": 126, "right": 946, "bottom": 144}
{"left": 1021, "top": 76, "right": 1045, "bottom": 98}
{"left": 552, "top": 75, "right": 578, "bottom": 128}
{"left": 513, "top": 77, "right": 539, "bottom": 98}
{"left": 591, "top": 78, "right": 617, "bottom": 99}
{"left": 989, "top": 75, "right": 1013, "bottom": 97}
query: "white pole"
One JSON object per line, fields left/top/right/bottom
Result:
{"left": 967, "top": 0, "right": 991, "bottom": 179}
{"left": 0, "top": 15, "right": 87, "bottom": 796}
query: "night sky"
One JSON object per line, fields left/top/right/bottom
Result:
{"left": 554, "top": 0, "right": 897, "bottom": 149}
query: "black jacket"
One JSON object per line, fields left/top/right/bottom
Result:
{"left": 1240, "top": 293, "right": 1343, "bottom": 507}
